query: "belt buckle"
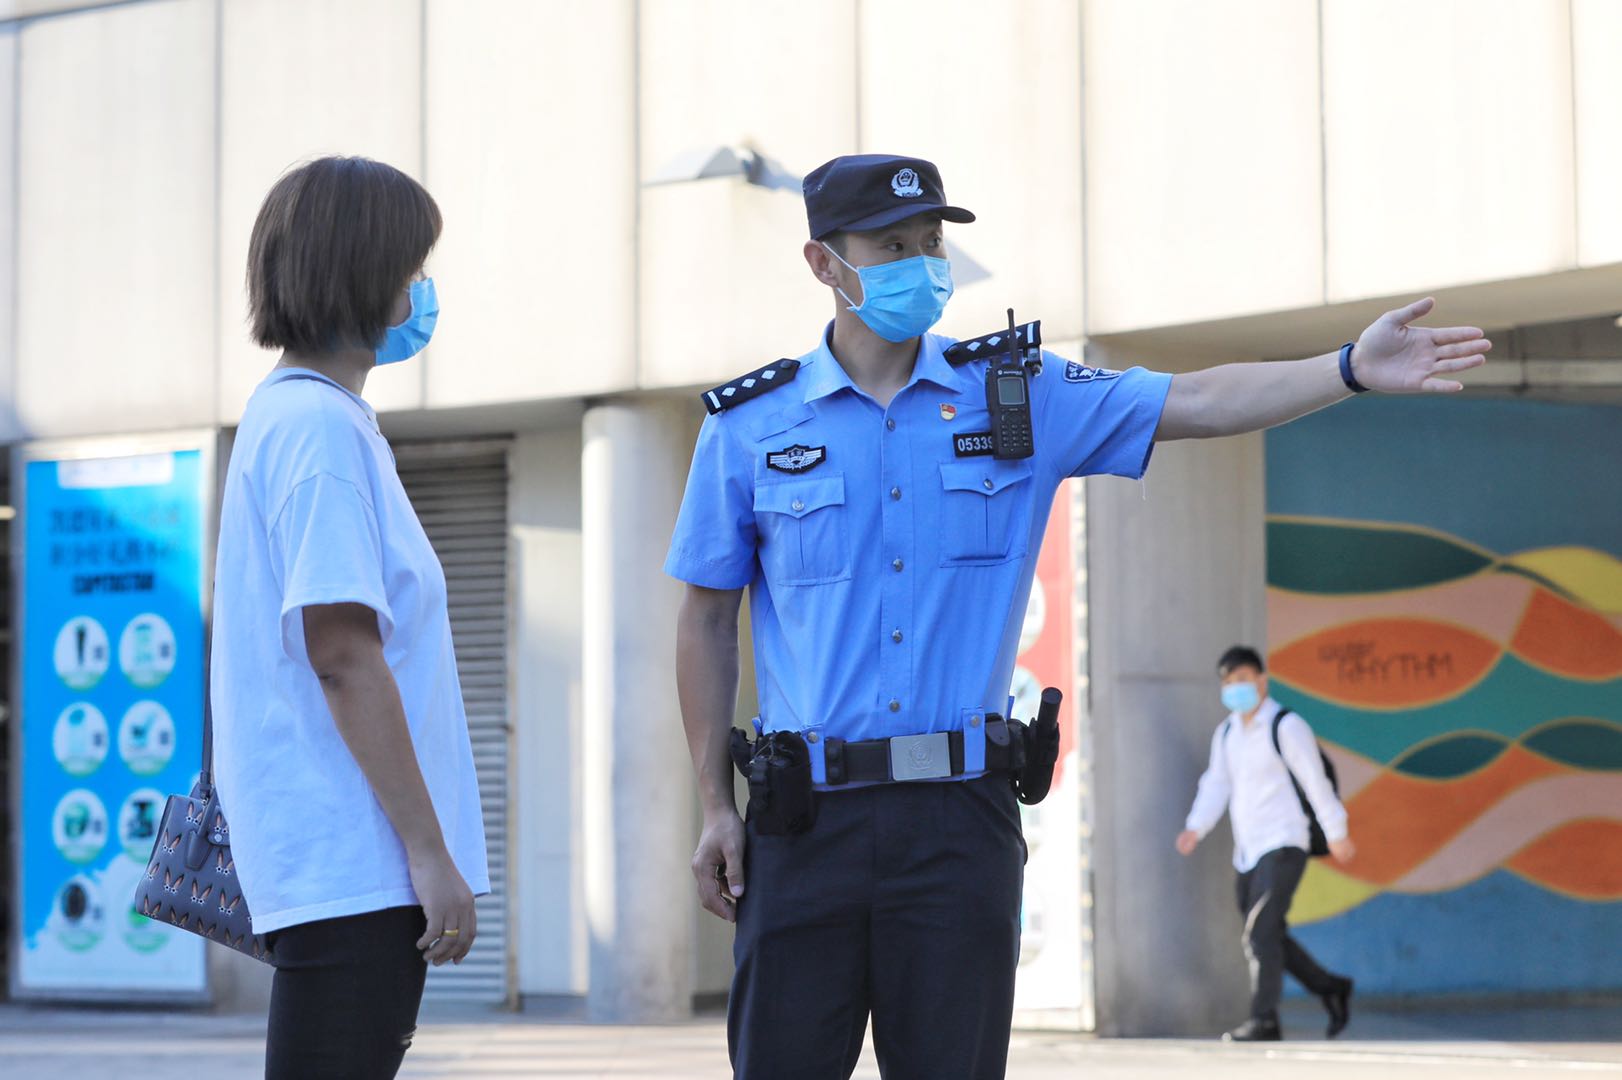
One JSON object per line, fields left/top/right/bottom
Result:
{"left": 889, "top": 732, "right": 952, "bottom": 782}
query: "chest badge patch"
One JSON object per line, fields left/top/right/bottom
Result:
{"left": 939, "top": 403, "right": 957, "bottom": 421}
{"left": 1064, "top": 360, "right": 1122, "bottom": 383}
{"left": 766, "top": 444, "right": 827, "bottom": 474}
{"left": 952, "top": 431, "right": 996, "bottom": 458}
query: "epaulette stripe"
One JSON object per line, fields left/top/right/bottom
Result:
{"left": 700, "top": 358, "right": 801, "bottom": 415}
{"left": 943, "top": 320, "right": 1042, "bottom": 365}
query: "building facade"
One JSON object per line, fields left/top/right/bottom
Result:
{"left": 0, "top": 0, "right": 1617, "bottom": 1035}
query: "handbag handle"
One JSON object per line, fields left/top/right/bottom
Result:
{"left": 200, "top": 620, "right": 215, "bottom": 791}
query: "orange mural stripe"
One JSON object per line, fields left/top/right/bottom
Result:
{"left": 1270, "top": 618, "right": 1501, "bottom": 710}
{"left": 1267, "top": 574, "right": 1532, "bottom": 653}
{"left": 1335, "top": 746, "right": 1564, "bottom": 886}
{"left": 1504, "top": 819, "right": 1622, "bottom": 899}
{"left": 1510, "top": 588, "right": 1622, "bottom": 681}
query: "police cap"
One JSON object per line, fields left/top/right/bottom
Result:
{"left": 802, "top": 154, "right": 975, "bottom": 240}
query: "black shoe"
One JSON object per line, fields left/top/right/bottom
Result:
{"left": 1322, "top": 978, "right": 1353, "bottom": 1038}
{"left": 1222, "top": 1016, "right": 1282, "bottom": 1042}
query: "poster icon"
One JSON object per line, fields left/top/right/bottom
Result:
{"left": 49, "top": 874, "right": 106, "bottom": 952}
{"left": 117, "top": 701, "right": 176, "bottom": 776}
{"left": 53, "top": 616, "right": 110, "bottom": 690}
{"left": 118, "top": 613, "right": 177, "bottom": 689}
{"left": 52, "top": 703, "right": 110, "bottom": 777}
{"left": 52, "top": 789, "right": 109, "bottom": 864}
{"left": 117, "top": 788, "right": 166, "bottom": 861}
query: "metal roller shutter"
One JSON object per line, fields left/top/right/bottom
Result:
{"left": 394, "top": 439, "right": 512, "bottom": 1006}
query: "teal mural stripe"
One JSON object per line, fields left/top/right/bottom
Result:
{"left": 1270, "top": 655, "right": 1622, "bottom": 764}
{"left": 1524, "top": 720, "right": 1622, "bottom": 772}
{"left": 1266, "top": 519, "right": 1492, "bottom": 594}
{"left": 1392, "top": 734, "right": 1510, "bottom": 778}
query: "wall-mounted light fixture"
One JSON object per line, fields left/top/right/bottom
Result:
{"left": 645, "top": 144, "right": 992, "bottom": 286}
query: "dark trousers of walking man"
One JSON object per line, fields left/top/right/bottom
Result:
{"left": 1235, "top": 847, "right": 1344, "bottom": 1020}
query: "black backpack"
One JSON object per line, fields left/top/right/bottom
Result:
{"left": 1222, "top": 707, "right": 1340, "bottom": 857}
{"left": 1271, "top": 708, "right": 1338, "bottom": 857}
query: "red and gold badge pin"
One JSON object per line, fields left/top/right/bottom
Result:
{"left": 939, "top": 403, "right": 957, "bottom": 421}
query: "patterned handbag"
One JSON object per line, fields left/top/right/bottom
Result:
{"left": 132, "top": 655, "right": 273, "bottom": 963}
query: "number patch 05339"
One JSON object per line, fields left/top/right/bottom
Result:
{"left": 952, "top": 431, "right": 996, "bottom": 458}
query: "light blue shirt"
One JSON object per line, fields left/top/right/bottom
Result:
{"left": 665, "top": 326, "right": 1172, "bottom": 784}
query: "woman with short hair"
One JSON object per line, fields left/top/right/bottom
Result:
{"left": 212, "top": 156, "right": 487, "bottom": 1079}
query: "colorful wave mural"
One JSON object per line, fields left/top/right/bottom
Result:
{"left": 1265, "top": 398, "right": 1622, "bottom": 996}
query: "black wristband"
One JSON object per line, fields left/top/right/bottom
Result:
{"left": 1339, "top": 342, "right": 1369, "bottom": 393}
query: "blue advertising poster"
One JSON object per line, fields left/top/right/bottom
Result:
{"left": 15, "top": 445, "right": 208, "bottom": 995}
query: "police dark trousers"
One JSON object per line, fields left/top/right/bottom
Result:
{"left": 1234, "top": 847, "right": 1340, "bottom": 1020}
{"left": 730, "top": 775, "right": 1025, "bottom": 1080}
{"left": 264, "top": 905, "right": 429, "bottom": 1080}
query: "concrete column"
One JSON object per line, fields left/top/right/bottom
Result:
{"left": 1084, "top": 423, "right": 1267, "bottom": 1037}
{"left": 581, "top": 399, "right": 696, "bottom": 1022}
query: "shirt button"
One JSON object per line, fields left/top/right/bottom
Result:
{"left": 886, "top": 419, "right": 896, "bottom": 431}
{"left": 970, "top": 714, "right": 982, "bottom": 728}
{"left": 890, "top": 486, "right": 902, "bottom": 500}
{"left": 888, "top": 699, "right": 901, "bottom": 713}
{"left": 982, "top": 478, "right": 994, "bottom": 490}
{"left": 892, "top": 629, "right": 903, "bottom": 643}
{"left": 791, "top": 498, "right": 805, "bottom": 512}
{"left": 806, "top": 731, "right": 820, "bottom": 744}
{"left": 892, "top": 558, "right": 904, "bottom": 572}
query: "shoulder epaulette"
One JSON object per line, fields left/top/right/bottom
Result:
{"left": 701, "top": 358, "right": 801, "bottom": 415}
{"left": 943, "top": 320, "right": 1041, "bottom": 366}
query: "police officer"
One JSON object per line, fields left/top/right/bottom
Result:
{"left": 665, "top": 153, "right": 1490, "bottom": 1079}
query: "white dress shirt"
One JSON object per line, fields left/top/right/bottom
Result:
{"left": 1184, "top": 697, "right": 1349, "bottom": 872}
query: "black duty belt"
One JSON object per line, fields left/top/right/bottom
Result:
{"left": 821, "top": 718, "right": 1026, "bottom": 785}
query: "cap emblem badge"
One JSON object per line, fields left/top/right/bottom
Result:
{"left": 891, "top": 168, "right": 923, "bottom": 198}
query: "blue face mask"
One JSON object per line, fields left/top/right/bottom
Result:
{"left": 824, "top": 244, "right": 954, "bottom": 343}
{"left": 375, "top": 278, "right": 438, "bottom": 365}
{"left": 1220, "top": 681, "right": 1261, "bottom": 714}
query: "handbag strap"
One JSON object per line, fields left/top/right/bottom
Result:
{"left": 200, "top": 623, "right": 214, "bottom": 789}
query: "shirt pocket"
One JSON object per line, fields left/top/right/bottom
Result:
{"left": 938, "top": 460, "right": 1034, "bottom": 566}
{"left": 754, "top": 474, "right": 851, "bottom": 586}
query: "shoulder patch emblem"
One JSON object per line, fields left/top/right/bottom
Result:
{"left": 766, "top": 444, "right": 827, "bottom": 474}
{"left": 1064, "top": 360, "right": 1122, "bottom": 383}
{"left": 702, "top": 359, "right": 801, "bottom": 415}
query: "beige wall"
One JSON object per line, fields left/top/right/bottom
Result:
{"left": 16, "top": 0, "right": 217, "bottom": 437}
{"left": 216, "top": 0, "right": 427, "bottom": 418}
{"left": 1083, "top": 0, "right": 1323, "bottom": 333}
{"left": 6, "top": 0, "right": 1616, "bottom": 439}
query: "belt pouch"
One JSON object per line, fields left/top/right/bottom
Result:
{"left": 1013, "top": 714, "right": 1060, "bottom": 805}
{"left": 739, "top": 730, "right": 817, "bottom": 835}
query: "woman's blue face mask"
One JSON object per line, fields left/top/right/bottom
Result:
{"left": 375, "top": 277, "right": 438, "bottom": 365}
{"left": 823, "top": 243, "right": 953, "bottom": 343}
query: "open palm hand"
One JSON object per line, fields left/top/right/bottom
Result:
{"left": 1351, "top": 297, "right": 1491, "bottom": 393}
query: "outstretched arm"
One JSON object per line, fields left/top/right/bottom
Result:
{"left": 1155, "top": 297, "right": 1491, "bottom": 442}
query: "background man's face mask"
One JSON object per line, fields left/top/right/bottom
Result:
{"left": 375, "top": 277, "right": 439, "bottom": 365}
{"left": 823, "top": 243, "right": 953, "bottom": 343}
{"left": 1220, "top": 681, "right": 1262, "bottom": 714}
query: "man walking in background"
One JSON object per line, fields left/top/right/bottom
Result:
{"left": 1177, "top": 645, "right": 1356, "bottom": 1042}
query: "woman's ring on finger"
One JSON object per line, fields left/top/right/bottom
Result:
{"left": 442, "top": 929, "right": 460, "bottom": 937}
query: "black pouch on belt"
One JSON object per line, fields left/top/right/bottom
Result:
{"left": 1013, "top": 688, "right": 1064, "bottom": 805}
{"left": 729, "top": 728, "right": 817, "bottom": 835}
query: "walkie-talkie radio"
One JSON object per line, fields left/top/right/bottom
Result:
{"left": 942, "top": 310, "right": 1045, "bottom": 459}
{"left": 985, "top": 308, "right": 1037, "bottom": 459}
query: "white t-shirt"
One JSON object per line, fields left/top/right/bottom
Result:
{"left": 211, "top": 367, "right": 489, "bottom": 933}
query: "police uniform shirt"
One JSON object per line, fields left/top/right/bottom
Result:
{"left": 664, "top": 326, "right": 1172, "bottom": 784}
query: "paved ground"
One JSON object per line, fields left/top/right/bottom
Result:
{"left": 0, "top": 1000, "right": 1617, "bottom": 1078}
